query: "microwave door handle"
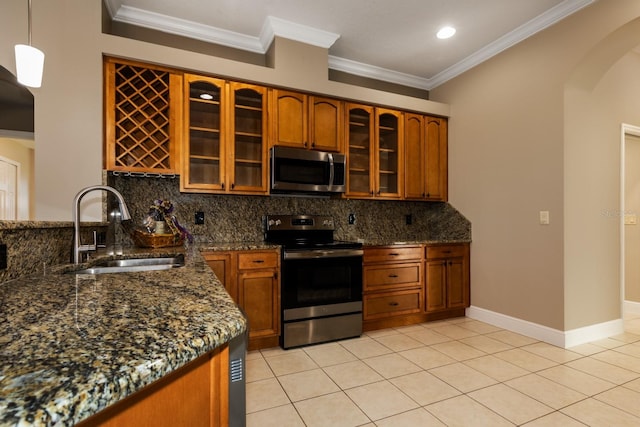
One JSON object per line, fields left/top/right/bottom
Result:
{"left": 328, "top": 153, "right": 334, "bottom": 189}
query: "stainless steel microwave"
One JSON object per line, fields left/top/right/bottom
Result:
{"left": 270, "top": 146, "right": 346, "bottom": 194}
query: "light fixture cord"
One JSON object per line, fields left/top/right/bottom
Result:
{"left": 28, "top": 0, "right": 32, "bottom": 46}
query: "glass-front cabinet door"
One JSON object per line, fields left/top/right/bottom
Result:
{"left": 375, "top": 109, "right": 403, "bottom": 199}
{"left": 182, "top": 75, "right": 225, "bottom": 191}
{"left": 346, "top": 104, "right": 375, "bottom": 197}
{"left": 228, "top": 82, "right": 268, "bottom": 194}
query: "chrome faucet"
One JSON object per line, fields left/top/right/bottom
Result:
{"left": 72, "top": 185, "right": 132, "bottom": 264}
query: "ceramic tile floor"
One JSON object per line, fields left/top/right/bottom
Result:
{"left": 246, "top": 313, "right": 640, "bottom": 426}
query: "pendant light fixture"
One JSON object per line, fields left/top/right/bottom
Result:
{"left": 14, "top": 0, "right": 45, "bottom": 88}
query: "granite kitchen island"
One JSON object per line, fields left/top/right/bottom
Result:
{"left": 0, "top": 247, "right": 247, "bottom": 426}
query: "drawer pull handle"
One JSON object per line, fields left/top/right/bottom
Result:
{"left": 389, "top": 302, "right": 399, "bottom": 306}
{"left": 388, "top": 274, "right": 399, "bottom": 278}
{"left": 253, "top": 260, "right": 265, "bottom": 263}
{"left": 442, "top": 250, "right": 452, "bottom": 254}
{"left": 389, "top": 253, "right": 400, "bottom": 256}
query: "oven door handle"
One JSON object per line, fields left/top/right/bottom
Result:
{"left": 283, "top": 248, "right": 364, "bottom": 260}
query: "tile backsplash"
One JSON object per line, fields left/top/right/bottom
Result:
{"left": 0, "top": 176, "right": 471, "bottom": 283}
{"left": 108, "top": 175, "right": 471, "bottom": 245}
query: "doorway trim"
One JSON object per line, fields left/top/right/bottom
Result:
{"left": 620, "top": 123, "right": 640, "bottom": 316}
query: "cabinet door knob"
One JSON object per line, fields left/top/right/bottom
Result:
{"left": 231, "top": 183, "right": 235, "bottom": 189}
{"left": 221, "top": 182, "right": 225, "bottom": 189}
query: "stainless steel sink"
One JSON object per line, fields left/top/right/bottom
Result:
{"left": 69, "top": 254, "right": 185, "bottom": 275}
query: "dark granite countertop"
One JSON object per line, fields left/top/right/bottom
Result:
{"left": 0, "top": 246, "right": 247, "bottom": 427}
{"left": 361, "top": 239, "right": 471, "bottom": 247}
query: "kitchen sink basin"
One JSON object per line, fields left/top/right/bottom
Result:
{"left": 69, "top": 254, "right": 185, "bottom": 275}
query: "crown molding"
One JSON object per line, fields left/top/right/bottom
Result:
{"left": 260, "top": 16, "right": 340, "bottom": 50}
{"left": 111, "top": 5, "right": 265, "bottom": 52}
{"left": 106, "top": 0, "right": 594, "bottom": 90}
{"left": 109, "top": 6, "right": 339, "bottom": 54}
{"left": 328, "top": 56, "right": 433, "bottom": 90}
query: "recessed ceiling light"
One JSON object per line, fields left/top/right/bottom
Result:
{"left": 437, "top": 26, "right": 456, "bottom": 39}
{"left": 200, "top": 93, "right": 214, "bottom": 100}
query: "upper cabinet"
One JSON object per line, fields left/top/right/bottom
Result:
{"left": 425, "top": 116, "right": 448, "bottom": 201}
{"left": 182, "top": 75, "right": 225, "bottom": 191}
{"left": 103, "top": 58, "right": 446, "bottom": 201}
{"left": 228, "top": 82, "right": 269, "bottom": 194}
{"left": 270, "top": 89, "right": 343, "bottom": 152}
{"left": 104, "top": 58, "right": 183, "bottom": 174}
{"left": 376, "top": 109, "right": 403, "bottom": 199}
{"left": 346, "top": 104, "right": 374, "bottom": 197}
{"left": 404, "top": 114, "right": 448, "bottom": 201}
{"left": 181, "top": 75, "right": 268, "bottom": 195}
{"left": 346, "top": 104, "right": 403, "bottom": 199}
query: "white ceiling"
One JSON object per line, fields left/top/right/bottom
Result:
{"left": 104, "top": 0, "right": 594, "bottom": 90}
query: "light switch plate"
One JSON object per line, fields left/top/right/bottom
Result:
{"left": 539, "top": 210, "right": 550, "bottom": 225}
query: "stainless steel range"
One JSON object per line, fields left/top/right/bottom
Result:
{"left": 264, "top": 214, "right": 363, "bottom": 349}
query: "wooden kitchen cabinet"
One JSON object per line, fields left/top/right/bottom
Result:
{"left": 227, "top": 82, "right": 269, "bottom": 193}
{"left": 346, "top": 104, "right": 403, "bottom": 199}
{"left": 363, "top": 245, "right": 423, "bottom": 330}
{"left": 182, "top": 74, "right": 226, "bottom": 191}
{"left": 78, "top": 345, "right": 229, "bottom": 427}
{"left": 203, "top": 252, "right": 236, "bottom": 301}
{"left": 203, "top": 250, "right": 280, "bottom": 350}
{"left": 104, "top": 58, "right": 183, "bottom": 174}
{"left": 425, "top": 244, "right": 470, "bottom": 313}
{"left": 270, "top": 89, "right": 343, "bottom": 152}
{"left": 404, "top": 113, "right": 448, "bottom": 201}
{"left": 182, "top": 77, "right": 268, "bottom": 195}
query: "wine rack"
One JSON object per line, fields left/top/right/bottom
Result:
{"left": 105, "top": 60, "right": 181, "bottom": 173}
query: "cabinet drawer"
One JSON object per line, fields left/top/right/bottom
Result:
{"left": 426, "top": 244, "right": 467, "bottom": 259}
{"left": 238, "top": 251, "right": 279, "bottom": 270}
{"left": 364, "top": 263, "right": 421, "bottom": 291}
{"left": 364, "top": 289, "right": 422, "bottom": 319}
{"left": 364, "top": 246, "right": 423, "bottom": 263}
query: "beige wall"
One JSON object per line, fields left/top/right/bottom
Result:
{"left": 431, "top": 0, "right": 640, "bottom": 331}
{"left": 1, "top": 0, "right": 449, "bottom": 221}
{"left": 625, "top": 134, "right": 640, "bottom": 303}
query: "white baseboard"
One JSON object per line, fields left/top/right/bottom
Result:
{"left": 466, "top": 305, "right": 624, "bottom": 348}
{"left": 624, "top": 300, "right": 640, "bottom": 314}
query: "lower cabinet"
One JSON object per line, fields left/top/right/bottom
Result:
{"left": 77, "top": 345, "right": 229, "bottom": 427}
{"left": 363, "top": 243, "right": 470, "bottom": 331}
{"left": 363, "top": 246, "right": 424, "bottom": 330}
{"left": 425, "top": 244, "right": 470, "bottom": 313}
{"left": 203, "top": 250, "right": 280, "bottom": 350}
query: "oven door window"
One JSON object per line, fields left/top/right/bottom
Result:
{"left": 282, "top": 256, "right": 362, "bottom": 308}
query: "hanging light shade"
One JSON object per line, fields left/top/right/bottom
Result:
{"left": 14, "top": 0, "right": 44, "bottom": 88}
{"left": 15, "top": 44, "right": 44, "bottom": 88}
